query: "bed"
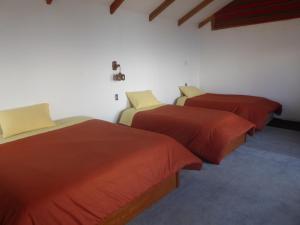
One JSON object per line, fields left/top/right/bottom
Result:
{"left": 0, "top": 117, "right": 201, "bottom": 225}
{"left": 177, "top": 93, "right": 282, "bottom": 130}
{"left": 119, "top": 105, "right": 255, "bottom": 164}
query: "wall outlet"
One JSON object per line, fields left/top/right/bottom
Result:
{"left": 115, "top": 94, "right": 119, "bottom": 101}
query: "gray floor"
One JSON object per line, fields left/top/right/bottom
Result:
{"left": 129, "top": 127, "right": 300, "bottom": 225}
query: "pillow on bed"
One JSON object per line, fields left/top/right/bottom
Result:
{"left": 0, "top": 103, "right": 55, "bottom": 138}
{"left": 126, "top": 90, "right": 161, "bottom": 109}
{"left": 179, "top": 86, "right": 205, "bottom": 98}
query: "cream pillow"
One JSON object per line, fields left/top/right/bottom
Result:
{"left": 0, "top": 103, "right": 55, "bottom": 138}
{"left": 179, "top": 86, "right": 206, "bottom": 98}
{"left": 126, "top": 90, "right": 161, "bottom": 109}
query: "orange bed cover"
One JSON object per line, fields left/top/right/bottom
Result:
{"left": 132, "top": 105, "right": 255, "bottom": 164}
{"left": 185, "top": 94, "right": 282, "bottom": 130}
{"left": 0, "top": 119, "right": 201, "bottom": 225}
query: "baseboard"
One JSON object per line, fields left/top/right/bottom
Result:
{"left": 268, "top": 118, "right": 300, "bottom": 131}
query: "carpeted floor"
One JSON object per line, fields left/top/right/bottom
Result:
{"left": 128, "top": 127, "right": 300, "bottom": 225}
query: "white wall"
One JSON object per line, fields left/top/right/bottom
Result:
{"left": 0, "top": 0, "right": 199, "bottom": 122}
{"left": 196, "top": 19, "right": 300, "bottom": 121}
{"left": 1, "top": 1, "right": 299, "bottom": 122}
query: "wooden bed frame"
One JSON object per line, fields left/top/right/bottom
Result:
{"left": 102, "top": 173, "right": 179, "bottom": 225}
{"left": 222, "top": 133, "right": 246, "bottom": 159}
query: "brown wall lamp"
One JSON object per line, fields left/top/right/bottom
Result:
{"left": 112, "top": 61, "right": 125, "bottom": 81}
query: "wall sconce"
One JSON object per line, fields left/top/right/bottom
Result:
{"left": 112, "top": 61, "right": 125, "bottom": 81}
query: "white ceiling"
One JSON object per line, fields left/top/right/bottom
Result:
{"left": 99, "top": 0, "right": 233, "bottom": 27}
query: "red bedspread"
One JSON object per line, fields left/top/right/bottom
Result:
{"left": 0, "top": 119, "right": 201, "bottom": 225}
{"left": 132, "top": 105, "right": 255, "bottom": 164}
{"left": 185, "top": 94, "right": 282, "bottom": 130}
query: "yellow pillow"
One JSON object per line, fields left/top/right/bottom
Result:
{"left": 179, "top": 86, "right": 206, "bottom": 98}
{"left": 0, "top": 103, "right": 55, "bottom": 138}
{"left": 126, "top": 90, "right": 161, "bottom": 109}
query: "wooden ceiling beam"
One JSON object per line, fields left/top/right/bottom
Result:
{"left": 46, "top": 0, "right": 53, "bottom": 5}
{"left": 110, "top": 0, "right": 125, "bottom": 15}
{"left": 149, "top": 0, "right": 176, "bottom": 22}
{"left": 198, "top": 16, "right": 213, "bottom": 29}
{"left": 212, "top": 0, "right": 300, "bottom": 30}
{"left": 178, "top": 0, "right": 214, "bottom": 26}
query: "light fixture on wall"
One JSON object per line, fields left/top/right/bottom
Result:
{"left": 112, "top": 61, "right": 125, "bottom": 81}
